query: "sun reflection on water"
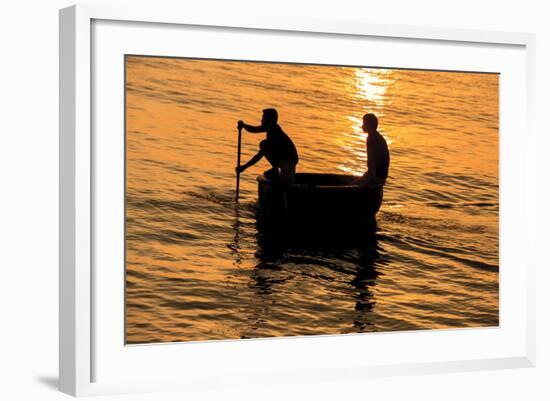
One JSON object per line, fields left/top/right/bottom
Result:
{"left": 354, "top": 68, "right": 396, "bottom": 107}
{"left": 337, "top": 68, "right": 396, "bottom": 175}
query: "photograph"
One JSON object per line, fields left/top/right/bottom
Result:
{"left": 124, "top": 55, "right": 499, "bottom": 345}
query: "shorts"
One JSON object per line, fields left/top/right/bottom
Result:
{"left": 277, "top": 159, "right": 296, "bottom": 185}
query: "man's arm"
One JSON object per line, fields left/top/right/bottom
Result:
{"left": 351, "top": 139, "right": 376, "bottom": 186}
{"left": 236, "top": 148, "right": 265, "bottom": 173}
{"left": 238, "top": 120, "right": 266, "bottom": 134}
{"left": 366, "top": 140, "right": 377, "bottom": 179}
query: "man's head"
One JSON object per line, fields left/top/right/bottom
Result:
{"left": 262, "top": 108, "right": 278, "bottom": 128}
{"left": 362, "top": 113, "right": 378, "bottom": 134}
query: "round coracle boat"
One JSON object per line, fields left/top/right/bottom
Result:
{"left": 257, "top": 173, "right": 384, "bottom": 227}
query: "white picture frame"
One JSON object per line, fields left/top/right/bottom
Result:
{"left": 59, "top": 4, "right": 536, "bottom": 397}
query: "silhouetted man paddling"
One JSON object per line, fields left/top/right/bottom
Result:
{"left": 236, "top": 108, "right": 299, "bottom": 185}
{"left": 352, "top": 113, "right": 390, "bottom": 186}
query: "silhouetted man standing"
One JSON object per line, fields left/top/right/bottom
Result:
{"left": 352, "top": 113, "right": 390, "bottom": 186}
{"left": 236, "top": 108, "right": 299, "bottom": 185}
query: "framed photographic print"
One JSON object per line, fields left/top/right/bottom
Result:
{"left": 59, "top": 4, "right": 536, "bottom": 397}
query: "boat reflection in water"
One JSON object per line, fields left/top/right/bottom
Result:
{"left": 228, "top": 180, "right": 384, "bottom": 334}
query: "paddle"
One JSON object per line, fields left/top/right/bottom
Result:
{"left": 235, "top": 126, "right": 243, "bottom": 201}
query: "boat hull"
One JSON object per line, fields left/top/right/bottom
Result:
{"left": 257, "top": 173, "right": 383, "bottom": 228}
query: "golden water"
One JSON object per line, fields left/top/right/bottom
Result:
{"left": 125, "top": 56, "right": 499, "bottom": 344}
